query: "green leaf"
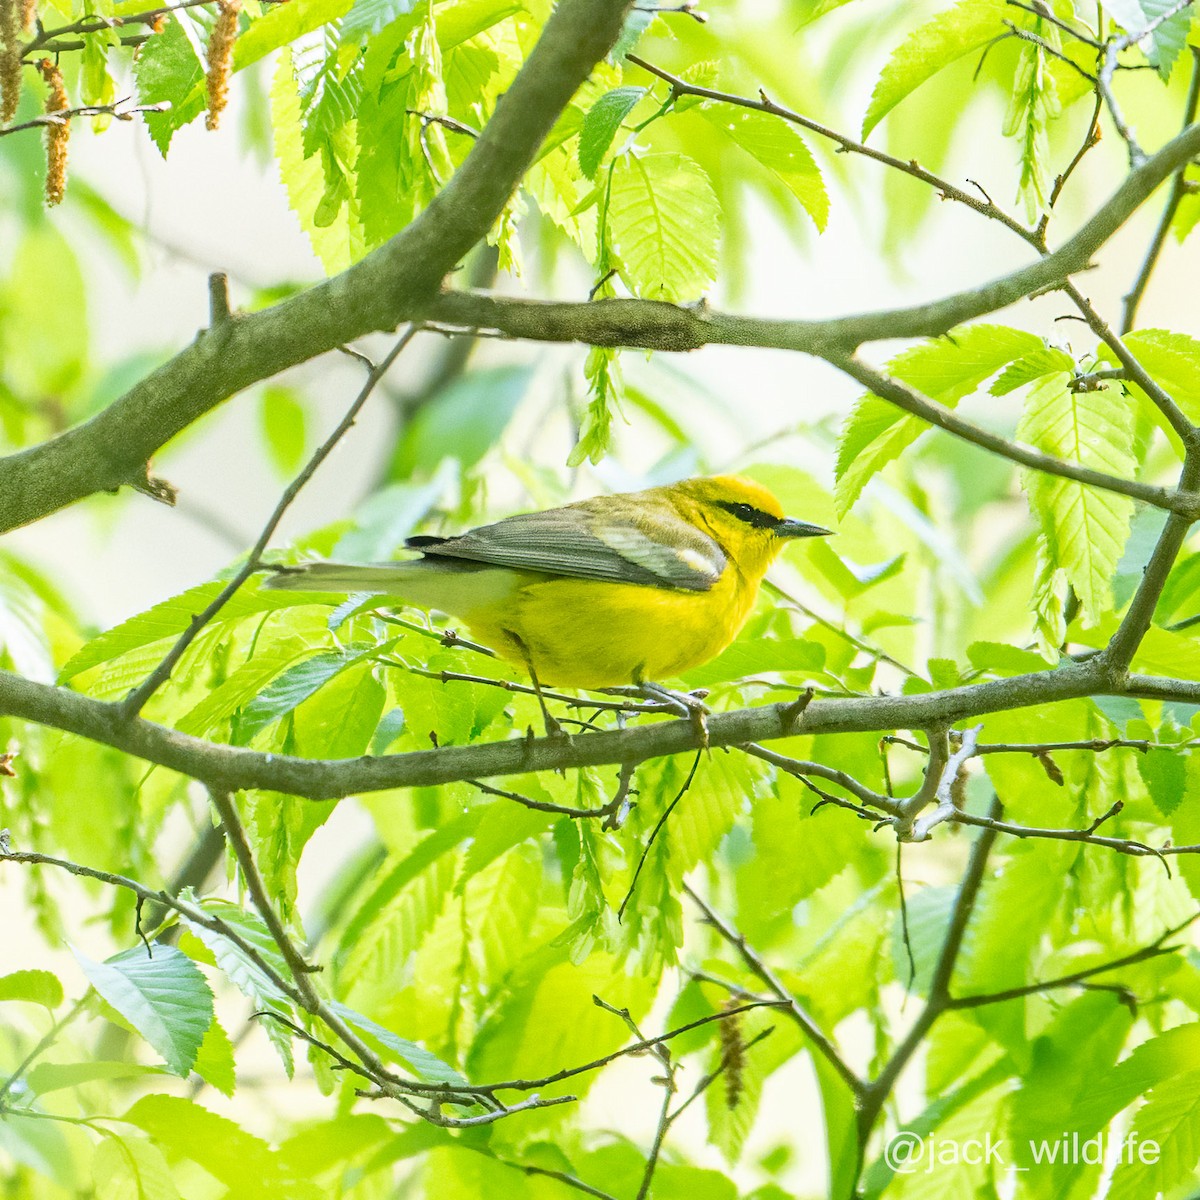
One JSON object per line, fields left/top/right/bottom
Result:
{"left": 1137, "top": 747, "right": 1188, "bottom": 815}
{"left": 342, "top": 0, "right": 417, "bottom": 39}
{"left": 862, "top": 0, "right": 1008, "bottom": 136}
{"left": 133, "top": 16, "right": 205, "bottom": 155}
{"left": 1115, "top": 330, "right": 1200, "bottom": 422}
{"left": 699, "top": 105, "right": 828, "bottom": 231}
{"left": 27, "top": 1061, "right": 165, "bottom": 1095}
{"left": 1108, "top": 1069, "right": 1200, "bottom": 1200}
{"left": 681, "top": 636, "right": 824, "bottom": 688}
{"left": 273, "top": 48, "right": 367, "bottom": 272}
{"left": 393, "top": 366, "right": 533, "bottom": 476}
{"left": 568, "top": 345, "right": 623, "bottom": 467}
{"left": 259, "top": 387, "right": 307, "bottom": 476}
{"left": 990, "top": 346, "right": 1074, "bottom": 394}
{"left": 58, "top": 581, "right": 314, "bottom": 682}
{"left": 294, "top": 659, "right": 385, "bottom": 758}
{"left": 835, "top": 324, "right": 1040, "bottom": 516}
{"left": 93, "top": 1136, "right": 181, "bottom": 1200}
{"left": 328, "top": 1001, "right": 470, "bottom": 1087}
{"left": 1017, "top": 372, "right": 1136, "bottom": 621}
{"left": 1106, "top": 0, "right": 1195, "bottom": 77}
{"left": 180, "top": 896, "right": 296, "bottom": 1076}
{"left": 0, "top": 968, "right": 63, "bottom": 1009}
{"left": 607, "top": 152, "right": 720, "bottom": 302}
{"left": 578, "top": 86, "right": 646, "bottom": 178}
{"left": 122, "top": 1094, "right": 290, "bottom": 1194}
{"left": 74, "top": 945, "right": 214, "bottom": 1076}
{"left": 192, "top": 1014, "right": 237, "bottom": 1097}
{"left": 237, "top": 646, "right": 377, "bottom": 742}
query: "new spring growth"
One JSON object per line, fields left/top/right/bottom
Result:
{"left": 205, "top": 0, "right": 242, "bottom": 131}
{"left": 0, "top": 0, "right": 20, "bottom": 125}
{"left": 37, "top": 57, "right": 68, "bottom": 205}
{"left": 719, "top": 997, "right": 746, "bottom": 1111}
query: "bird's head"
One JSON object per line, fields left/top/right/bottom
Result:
{"left": 676, "top": 475, "right": 832, "bottom": 576}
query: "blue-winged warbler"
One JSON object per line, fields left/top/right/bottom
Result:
{"left": 265, "top": 475, "right": 829, "bottom": 691}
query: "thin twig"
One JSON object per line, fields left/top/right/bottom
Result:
{"left": 0, "top": 98, "right": 170, "bottom": 136}
{"left": 857, "top": 796, "right": 1003, "bottom": 1142}
{"left": 618, "top": 751, "right": 701, "bottom": 920}
{"left": 741, "top": 743, "right": 899, "bottom": 815}
{"left": 831, "top": 352, "right": 1197, "bottom": 515}
{"left": 0, "top": 846, "right": 307, "bottom": 1006}
{"left": 1122, "top": 46, "right": 1200, "bottom": 332}
{"left": 948, "top": 911, "right": 1199, "bottom": 1007}
{"left": 117, "top": 327, "right": 420, "bottom": 720}
{"left": 682, "top": 883, "right": 863, "bottom": 1095}
{"left": 475, "top": 1000, "right": 787, "bottom": 1093}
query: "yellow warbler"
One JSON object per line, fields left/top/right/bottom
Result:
{"left": 265, "top": 475, "right": 829, "bottom": 701}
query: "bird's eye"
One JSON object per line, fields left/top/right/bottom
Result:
{"left": 718, "top": 501, "right": 779, "bottom": 529}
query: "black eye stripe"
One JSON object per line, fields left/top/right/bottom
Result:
{"left": 716, "top": 500, "right": 779, "bottom": 529}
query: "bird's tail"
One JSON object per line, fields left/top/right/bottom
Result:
{"left": 262, "top": 561, "right": 427, "bottom": 595}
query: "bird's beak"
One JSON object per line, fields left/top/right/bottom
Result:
{"left": 774, "top": 518, "right": 833, "bottom": 539}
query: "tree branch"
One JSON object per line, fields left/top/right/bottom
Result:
{"left": 118, "top": 327, "right": 418, "bottom": 719}
{"left": 1122, "top": 46, "right": 1200, "bottom": 332}
{"left": 829, "top": 351, "right": 1196, "bottom": 514}
{"left": 0, "top": 0, "right": 634, "bottom": 533}
{"left": 0, "top": 658, "right": 1133, "bottom": 799}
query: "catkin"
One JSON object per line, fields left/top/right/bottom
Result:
{"left": 37, "top": 58, "right": 68, "bottom": 205}
{"left": 1, "top": 0, "right": 21, "bottom": 126}
{"left": 17, "top": 0, "right": 33, "bottom": 32}
{"left": 204, "top": 0, "right": 241, "bottom": 131}
{"left": 718, "top": 999, "right": 746, "bottom": 1111}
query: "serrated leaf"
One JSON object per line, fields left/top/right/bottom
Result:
{"left": 862, "top": 0, "right": 1008, "bottom": 136}
{"left": 93, "top": 1136, "right": 181, "bottom": 1200}
{"left": 237, "top": 646, "right": 377, "bottom": 742}
{"left": 1017, "top": 372, "right": 1136, "bottom": 620}
{"left": 180, "top": 896, "right": 296, "bottom": 1076}
{"left": 607, "top": 152, "right": 720, "bottom": 303}
{"left": 568, "top": 345, "right": 623, "bottom": 468}
{"left": 341, "top": 0, "right": 416, "bottom": 40}
{"left": 835, "top": 324, "right": 1040, "bottom": 516}
{"left": 990, "top": 346, "right": 1074, "bottom": 394}
{"left": 133, "top": 16, "right": 205, "bottom": 155}
{"left": 579, "top": 86, "right": 646, "bottom": 178}
{"left": 122, "top": 1095, "right": 288, "bottom": 1193}
{"left": 0, "top": 969, "right": 63, "bottom": 1009}
{"left": 1113, "top": 329, "right": 1200, "bottom": 422}
{"left": 699, "top": 105, "right": 828, "bottom": 231}
{"left": 1137, "top": 747, "right": 1189, "bottom": 815}
{"left": 58, "top": 581, "right": 315, "bottom": 682}
{"left": 273, "top": 48, "right": 368, "bottom": 272}
{"left": 192, "top": 1014, "right": 237, "bottom": 1097}
{"left": 75, "top": 945, "right": 213, "bottom": 1076}
{"left": 681, "top": 636, "right": 824, "bottom": 688}
{"left": 1108, "top": 1070, "right": 1200, "bottom": 1200}
{"left": 328, "top": 1001, "right": 470, "bottom": 1087}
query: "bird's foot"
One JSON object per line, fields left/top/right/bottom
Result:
{"left": 543, "top": 710, "right": 572, "bottom": 743}
{"left": 635, "top": 682, "right": 711, "bottom": 749}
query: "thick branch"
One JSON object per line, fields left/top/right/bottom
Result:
{"left": 3, "top": 119, "right": 1199, "bottom": 533}
{"left": 0, "top": 660, "right": 1123, "bottom": 799}
{"left": 830, "top": 353, "right": 1196, "bottom": 515}
{"left": 0, "top": 0, "right": 633, "bottom": 533}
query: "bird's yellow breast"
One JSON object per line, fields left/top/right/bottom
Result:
{"left": 460, "top": 564, "right": 761, "bottom": 688}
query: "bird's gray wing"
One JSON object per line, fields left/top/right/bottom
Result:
{"left": 407, "top": 504, "right": 724, "bottom": 592}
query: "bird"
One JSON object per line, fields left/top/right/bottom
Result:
{"left": 263, "top": 475, "right": 830, "bottom": 734}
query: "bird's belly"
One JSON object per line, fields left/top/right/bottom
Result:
{"left": 467, "top": 576, "right": 753, "bottom": 688}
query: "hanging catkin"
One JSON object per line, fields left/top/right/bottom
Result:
{"left": 204, "top": 0, "right": 241, "bottom": 131}
{"left": 37, "top": 57, "right": 68, "bottom": 205}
